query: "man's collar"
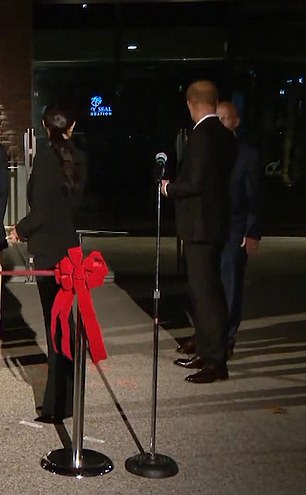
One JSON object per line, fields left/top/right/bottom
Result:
{"left": 193, "top": 114, "right": 218, "bottom": 130}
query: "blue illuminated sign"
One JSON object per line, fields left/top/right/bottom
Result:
{"left": 90, "top": 95, "right": 113, "bottom": 117}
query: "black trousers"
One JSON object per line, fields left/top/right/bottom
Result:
{"left": 37, "top": 276, "right": 74, "bottom": 419}
{"left": 184, "top": 242, "right": 228, "bottom": 364}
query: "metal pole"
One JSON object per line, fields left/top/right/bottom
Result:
{"left": 149, "top": 180, "right": 162, "bottom": 456}
{"left": 71, "top": 308, "right": 86, "bottom": 469}
{"left": 125, "top": 165, "right": 178, "bottom": 479}
{"left": 41, "top": 232, "right": 113, "bottom": 477}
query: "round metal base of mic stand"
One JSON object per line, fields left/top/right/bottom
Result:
{"left": 41, "top": 448, "right": 114, "bottom": 477}
{"left": 125, "top": 452, "right": 178, "bottom": 479}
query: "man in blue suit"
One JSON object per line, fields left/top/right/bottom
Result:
{"left": 218, "top": 101, "right": 262, "bottom": 357}
{"left": 177, "top": 100, "right": 262, "bottom": 359}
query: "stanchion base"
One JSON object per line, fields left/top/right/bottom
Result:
{"left": 125, "top": 452, "right": 178, "bottom": 478}
{"left": 41, "top": 448, "right": 114, "bottom": 477}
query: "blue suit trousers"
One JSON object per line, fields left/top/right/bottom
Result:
{"left": 221, "top": 235, "right": 248, "bottom": 347}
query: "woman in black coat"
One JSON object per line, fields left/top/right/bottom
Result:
{"left": 9, "top": 104, "right": 87, "bottom": 423}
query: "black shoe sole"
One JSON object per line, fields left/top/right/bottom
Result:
{"left": 34, "top": 415, "right": 64, "bottom": 425}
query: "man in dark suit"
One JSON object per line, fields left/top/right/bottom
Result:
{"left": 162, "top": 81, "right": 237, "bottom": 383}
{"left": 177, "top": 101, "right": 262, "bottom": 359}
{"left": 218, "top": 101, "right": 262, "bottom": 356}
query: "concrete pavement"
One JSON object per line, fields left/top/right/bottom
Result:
{"left": 0, "top": 236, "right": 305, "bottom": 494}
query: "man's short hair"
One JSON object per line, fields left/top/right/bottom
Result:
{"left": 186, "top": 80, "right": 218, "bottom": 106}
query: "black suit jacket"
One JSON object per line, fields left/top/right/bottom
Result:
{"left": 167, "top": 116, "right": 237, "bottom": 244}
{"left": 16, "top": 141, "right": 87, "bottom": 269}
{"left": 229, "top": 139, "right": 262, "bottom": 240}
{"left": 0, "top": 144, "right": 8, "bottom": 250}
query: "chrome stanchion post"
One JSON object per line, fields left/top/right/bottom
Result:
{"left": 25, "top": 255, "right": 36, "bottom": 285}
{"left": 41, "top": 232, "right": 114, "bottom": 477}
{"left": 72, "top": 308, "right": 86, "bottom": 469}
{"left": 125, "top": 155, "right": 178, "bottom": 478}
{"left": 24, "top": 129, "right": 37, "bottom": 281}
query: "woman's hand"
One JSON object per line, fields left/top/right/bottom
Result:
{"left": 6, "top": 226, "right": 20, "bottom": 245}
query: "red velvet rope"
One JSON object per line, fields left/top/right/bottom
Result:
{"left": 1, "top": 246, "right": 108, "bottom": 364}
{"left": 0, "top": 270, "right": 54, "bottom": 276}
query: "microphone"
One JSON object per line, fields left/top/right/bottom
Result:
{"left": 155, "top": 152, "right": 167, "bottom": 182}
{"left": 155, "top": 152, "right": 167, "bottom": 167}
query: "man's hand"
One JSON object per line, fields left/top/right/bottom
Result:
{"left": 161, "top": 179, "right": 169, "bottom": 196}
{"left": 241, "top": 236, "right": 259, "bottom": 255}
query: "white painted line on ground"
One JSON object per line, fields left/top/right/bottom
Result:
{"left": 19, "top": 420, "right": 43, "bottom": 429}
{"left": 84, "top": 435, "right": 105, "bottom": 444}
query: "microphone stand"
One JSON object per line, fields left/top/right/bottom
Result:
{"left": 125, "top": 164, "right": 178, "bottom": 478}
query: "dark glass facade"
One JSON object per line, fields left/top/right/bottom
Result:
{"left": 33, "top": 1, "right": 306, "bottom": 234}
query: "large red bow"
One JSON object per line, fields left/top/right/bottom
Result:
{"left": 51, "top": 246, "right": 108, "bottom": 363}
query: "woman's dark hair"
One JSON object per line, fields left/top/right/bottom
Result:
{"left": 42, "top": 104, "right": 80, "bottom": 193}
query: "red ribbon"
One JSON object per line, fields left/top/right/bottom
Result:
{"left": 51, "top": 246, "right": 108, "bottom": 363}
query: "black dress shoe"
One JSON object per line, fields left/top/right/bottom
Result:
{"left": 174, "top": 355, "right": 205, "bottom": 369}
{"left": 34, "top": 415, "right": 64, "bottom": 425}
{"left": 176, "top": 335, "right": 196, "bottom": 354}
{"left": 185, "top": 363, "right": 229, "bottom": 383}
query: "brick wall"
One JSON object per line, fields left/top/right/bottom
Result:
{"left": 0, "top": 0, "right": 32, "bottom": 162}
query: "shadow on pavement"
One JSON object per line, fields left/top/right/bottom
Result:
{"left": 0, "top": 278, "right": 48, "bottom": 414}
